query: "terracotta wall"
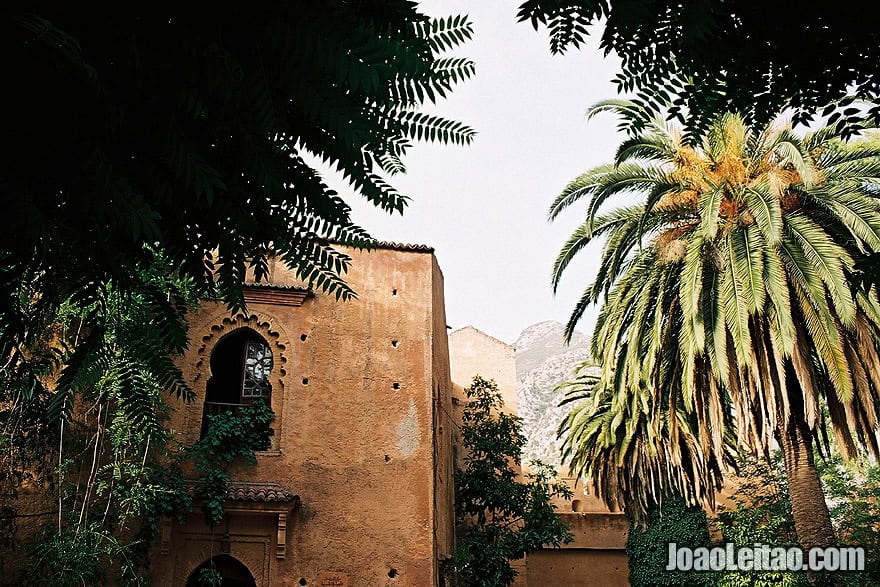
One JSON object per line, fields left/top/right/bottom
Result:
{"left": 448, "top": 326, "right": 518, "bottom": 413}
{"left": 152, "top": 245, "right": 450, "bottom": 586}
{"left": 525, "top": 484, "right": 631, "bottom": 586}
{"left": 430, "top": 258, "right": 456, "bottom": 581}
{"left": 527, "top": 549, "right": 629, "bottom": 586}
{"left": 531, "top": 479, "right": 631, "bottom": 585}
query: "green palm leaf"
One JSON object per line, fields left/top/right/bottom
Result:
{"left": 552, "top": 104, "right": 880, "bottom": 525}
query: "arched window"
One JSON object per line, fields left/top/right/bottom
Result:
{"left": 202, "top": 329, "right": 273, "bottom": 437}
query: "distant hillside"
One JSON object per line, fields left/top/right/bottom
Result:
{"left": 514, "top": 321, "right": 597, "bottom": 470}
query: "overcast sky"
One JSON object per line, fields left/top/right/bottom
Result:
{"left": 322, "top": 1, "right": 624, "bottom": 344}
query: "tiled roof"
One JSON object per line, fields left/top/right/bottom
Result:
{"left": 371, "top": 240, "right": 434, "bottom": 253}
{"left": 225, "top": 481, "right": 297, "bottom": 503}
{"left": 326, "top": 239, "right": 434, "bottom": 253}
{"left": 242, "top": 282, "right": 310, "bottom": 291}
{"left": 187, "top": 480, "right": 297, "bottom": 503}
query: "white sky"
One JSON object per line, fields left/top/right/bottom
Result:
{"left": 323, "top": 1, "right": 624, "bottom": 344}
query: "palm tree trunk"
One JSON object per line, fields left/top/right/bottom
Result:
{"left": 777, "top": 419, "right": 835, "bottom": 549}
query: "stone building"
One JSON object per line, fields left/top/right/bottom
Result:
{"left": 149, "top": 242, "right": 629, "bottom": 586}
{"left": 151, "top": 243, "right": 455, "bottom": 586}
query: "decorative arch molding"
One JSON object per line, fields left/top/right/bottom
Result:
{"left": 194, "top": 311, "right": 292, "bottom": 382}
{"left": 187, "top": 308, "right": 294, "bottom": 450}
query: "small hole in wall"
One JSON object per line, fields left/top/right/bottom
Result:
{"left": 384, "top": 454, "right": 392, "bottom": 463}
{"left": 571, "top": 499, "right": 582, "bottom": 512}
{"left": 299, "top": 579, "right": 307, "bottom": 586}
{"left": 302, "top": 377, "right": 309, "bottom": 385}
{"left": 388, "top": 569, "right": 399, "bottom": 578}
{"left": 392, "top": 382, "right": 400, "bottom": 390}
{"left": 300, "top": 334, "right": 307, "bottom": 342}
{"left": 391, "top": 340, "right": 399, "bottom": 348}
{"left": 392, "top": 288, "right": 398, "bottom": 296}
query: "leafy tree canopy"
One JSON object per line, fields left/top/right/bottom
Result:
{"left": 517, "top": 0, "right": 880, "bottom": 136}
{"left": 1, "top": 2, "right": 474, "bottom": 387}
{"left": 450, "top": 376, "right": 572, "bottom": 587}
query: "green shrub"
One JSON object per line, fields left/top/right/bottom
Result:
{"left": 449, "top": 376, "right": 572, "bottom": 587}
{"left": 626, "top": 497, "right": 714, "bottom": 586}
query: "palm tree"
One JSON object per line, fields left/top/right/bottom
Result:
{"left": 552, "top": 100, "right": 880, "bottom": 548}
{"left": 557, "top": 362, "right": 736, "bottom": 526}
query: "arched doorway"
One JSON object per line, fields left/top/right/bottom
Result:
{"left": 186, "top": 554, "right": 257, "bottom": 587}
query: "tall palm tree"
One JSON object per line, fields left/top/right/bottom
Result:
{"left": 552, "top": 100, "right": 880, "bottom": 548}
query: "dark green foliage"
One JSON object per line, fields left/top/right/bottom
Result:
{"left": 517, "top": 1, "right": 880, "bottom": 138}
{"left": 198, "top": 565, "right": 224, "bottom": 587}
{"left": 1, "top": 3, "right": 474, "bottom": 312}
{"left": 0, "top": 377, "right": 58, "bottom": 503}
{"left": 127, "top": 464, "right": 191, "bottom": 562}
{"left": 11, "top": 400, "right": 272, "bottom": 585}
{"left": 190, "top": 402, "right": 274, "bottom": 469}
{"left": 0, "top": 246, "right": 198, "bottom": 470}
{"left": 48, "top": 248, "right": 198, "bottom": 428}
{"left": 18, "top": 473, "right": 189, "bottom": 586}
{"left": 187, "top": 401, "right": 275, "bottom": 527}
{"left": 1, "top": 252, "right": 271, "bottom": 583}
{"left": 711, "top": 452, "right": 880, "bottom": 586}
{"left": 449, "top": 376, "right": 573, "bottom": 587}
{"left": 25, "top": 523, "right": 136, "bottom": 587}
{"left": 1, "top": 252, "right": 197, "bottom": 584}
{"left": 0, "top": 3, "right": 474, "bottom": 450}
{"left": 626, "top": 497, "right": 713, "bottom": 587}
{"left": 625, "top": 452, "right": 880, "bottom": 587}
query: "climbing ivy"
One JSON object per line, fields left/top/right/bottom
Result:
{"left": 187, "top": 401, "right": 275, "bottom": 527}
{"left": 197, "top": 565, "right": 224, "bottom": 587}
{"left": 626, "top": 497, "right": 714, "bottom": 587}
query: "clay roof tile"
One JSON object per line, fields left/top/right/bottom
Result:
{"left": 371, "top": 240, "right": 434, "bottom": 253}
{"left": 224, "top": 481, "right": 296, "bottom": 503}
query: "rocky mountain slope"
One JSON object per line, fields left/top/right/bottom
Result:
{"left": 514, "top": 321, "right": 596, "bottom": 470}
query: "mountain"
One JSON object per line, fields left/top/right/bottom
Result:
{"left": 514, "top": 321, "right": 596, "bottom": 469}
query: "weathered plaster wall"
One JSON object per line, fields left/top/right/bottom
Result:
{"left": 430, "top": 258, "right": 456, "bottom": 581}
{"left": 527, "top": 549, "right": 630, "bottom": 586}
{"left": 448, "top": 326, "right": 517, "bottom": 412}
{"left": 153, "top": 245, "right": 450, "bottom": 586}
{"left": 532, "top": 481, "right": 630, "bottom": 586}
{"left": 530, "top": 478, "right": 631, "bottom": 585}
